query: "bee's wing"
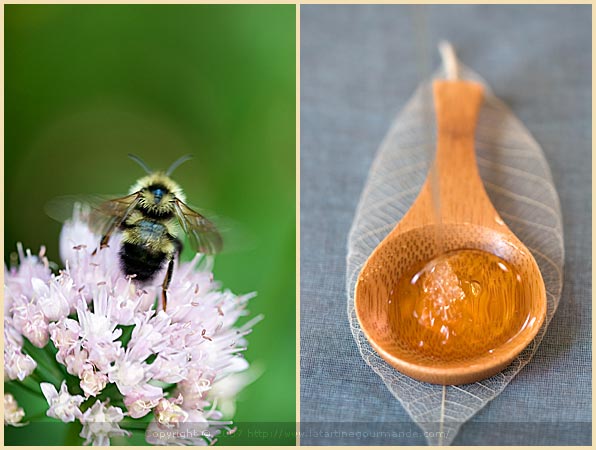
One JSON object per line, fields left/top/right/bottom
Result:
{"left": 92, "top": 193, "right": 141, "bottom": 237}
{"left": 45, "top": 194, "right": 113, "bottom": 222}
{"left": 174, "top": 199, "right": 223, "bottom": 255}
{"left": 46, "top": 193, "right": 140, "bottom": 236}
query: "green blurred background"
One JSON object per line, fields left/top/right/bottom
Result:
{"left": 5, "top": 4, "right": 295, "bottom": 446}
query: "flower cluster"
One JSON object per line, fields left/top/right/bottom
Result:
{"left": 4, "top": 207, "right": 258, "bottom": 445}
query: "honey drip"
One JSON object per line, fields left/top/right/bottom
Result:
{"left": 392, "top": 249, "right": 535, "bottom": 363}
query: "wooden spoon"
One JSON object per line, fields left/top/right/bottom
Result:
{"left": 354, "top": 52, "right": 546, "bottom": 385}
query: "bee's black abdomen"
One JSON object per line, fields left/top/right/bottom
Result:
{"left": 119, "top": 242, "right": 166, "bottom": 281}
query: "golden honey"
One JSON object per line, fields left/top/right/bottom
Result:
{"left": 391, "top": 248, "right": 535, "bottom": 363}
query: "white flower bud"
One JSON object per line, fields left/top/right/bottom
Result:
{"left": 4, "top": 394, "right": 25, "bottom": 426}
{"left": 40, "top": 381, "right": 84, "bottom": 423}
{"left": 80, "top": 369, "right": 108, "bottom": 398}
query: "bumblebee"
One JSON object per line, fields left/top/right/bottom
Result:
{"left": 90, "top": 154, "right": 222, "bottom": 310}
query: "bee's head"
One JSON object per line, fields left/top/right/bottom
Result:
{"left": 137, "top": 178, "right": 181, "bottom": 211}
{"left": 131, "top": 173, "right": 185, "bottom": 212}
{"left": 147, "top": 184, "right": 169, "bottom": 205}
{"left": 127, "top": 154, "right": 188, "bottom": 209}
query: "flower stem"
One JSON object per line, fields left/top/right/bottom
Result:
{"left": 98, "top": 383, "right": 125, "bottom": 407}
{"left": 21, "top": 339, "right": 64, "bottom": 384}
{"left": 45, "top": 341, "right": 69, "bottom": 376}
{"left": 5, "top": 379, "right": 44, "bottom": 399}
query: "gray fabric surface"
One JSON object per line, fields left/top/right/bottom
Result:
{"left": 300, "top": 5, "right": 591, "bottom": 446}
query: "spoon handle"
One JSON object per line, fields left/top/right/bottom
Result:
{"left": 431, "top": 80, "right": 499, "bottom": 227}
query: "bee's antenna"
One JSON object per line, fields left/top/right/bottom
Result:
{"left": 128, "top": 153, "right": 153, "bottom": 174}
{"left": 166, "top": 154, "right": 193, "bottom": 176}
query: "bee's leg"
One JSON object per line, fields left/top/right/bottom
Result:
{"left": 161, "top": 258, "right": 175, "bottom": 311}
{"left": 92, "top": 234, "right": 111, "bottom": 256}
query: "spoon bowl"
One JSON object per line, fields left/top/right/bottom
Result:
{"left": 354, "top": 78, "right": 547, "bottom": 385}
{"left": 355, "top": 223, "right": 546, "bottom": 385}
